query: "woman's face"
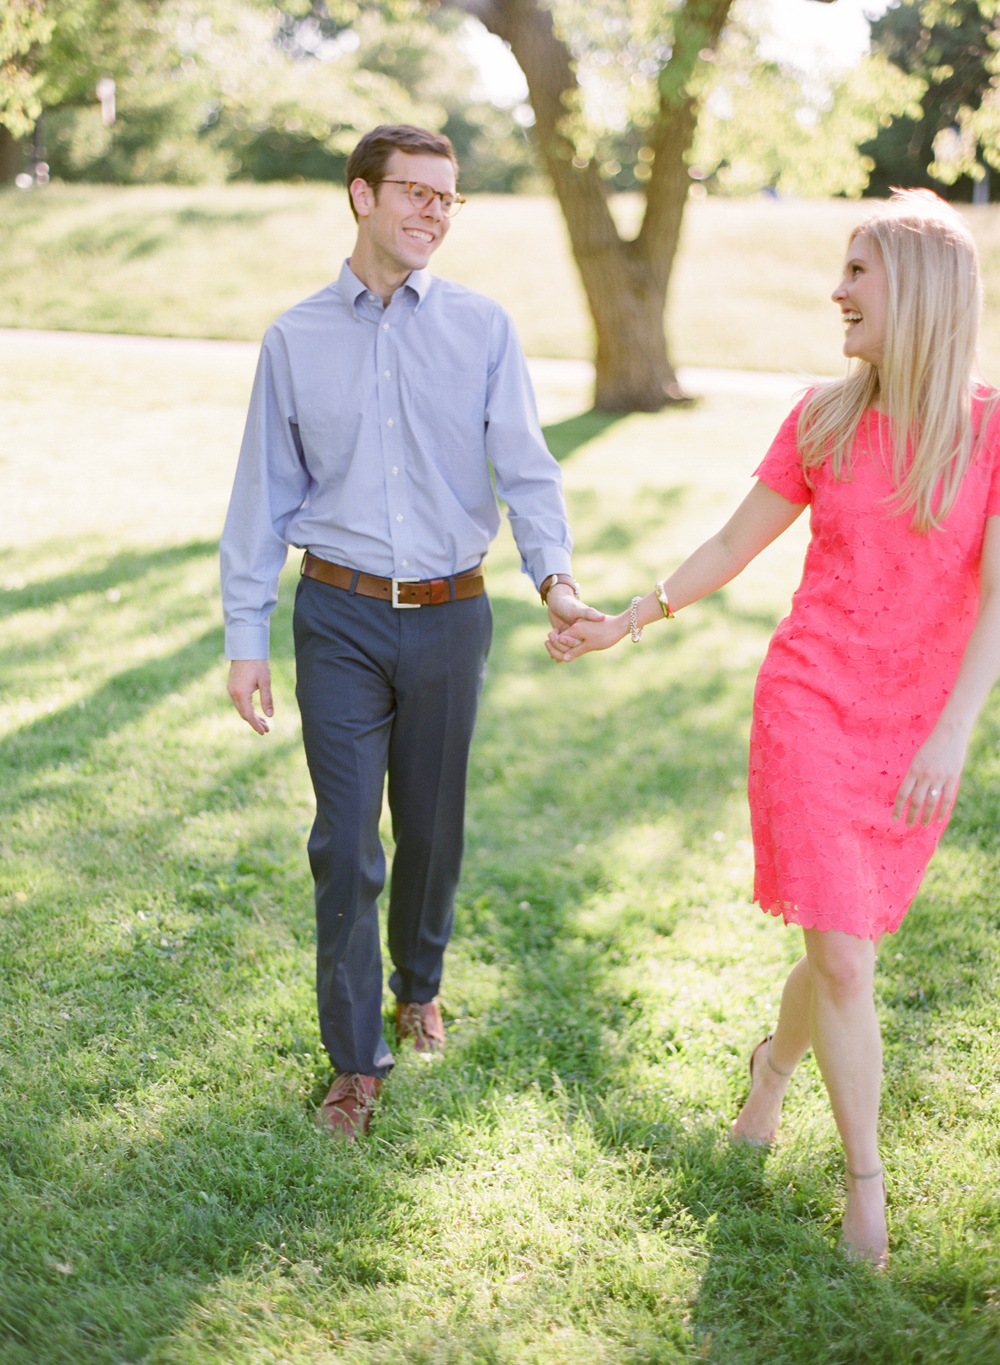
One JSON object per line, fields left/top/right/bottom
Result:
{"left": 832, "top": 232, "right": 888, "bottom": 368}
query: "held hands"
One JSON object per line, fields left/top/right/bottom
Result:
{"left": 893, "top": 719, "right": 970, "bottom": 826}
{"left": 227, "top": 659, "right": 273, "bottom": 734}
{"left": 546, "top": 609, "right": 630, "bottom": 662}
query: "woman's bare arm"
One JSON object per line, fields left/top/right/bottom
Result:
{"left": 548, "top": 481, "right": 806, "bottom": 661}
{"left": 894, "top": 515, "right": 1000, "bottom": 825}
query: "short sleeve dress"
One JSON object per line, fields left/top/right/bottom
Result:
{"left": 749, "top": 390, "right": 1000, "bottom": 939}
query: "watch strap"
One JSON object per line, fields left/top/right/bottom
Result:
{"left": 540, "top": 573, "right": 580, "bottom": 604}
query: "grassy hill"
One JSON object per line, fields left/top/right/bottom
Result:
{"left": 8, "top": 183, "right": 1000, "bottom": 375}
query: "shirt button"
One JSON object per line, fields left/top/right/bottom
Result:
{"left": 402, "top": 559, "right": 408, "bottom": 567}
{"left": 368, "top": 293, "right": 376, "bottom": 302}
{"left": 396, "top": 514, "right": 403, "bottom": 523}
{"left": 387, "top": 418, "right": 394, "bottom": 427}
{"left": 382, "top": 323, "right": 389, "bottom": 331}
{"left": 384, "top": 370, "right": 391, "bottom": 378}
{"left": 392, "top": 466, "right": 399, "bottom": 475}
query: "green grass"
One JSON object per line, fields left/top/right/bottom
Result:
{"left": 2, "top": 332, "right": 1000, "bottom": 1363}
{"left": 11, "top": 182, "right": 1000, "bottom": 376}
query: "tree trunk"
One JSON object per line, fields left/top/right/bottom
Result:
{"left": 0, "top": 125, "right": 22, "bottom": 184}
{"left": 579, "top": 239, "right": 677, "bottom": 412}
{"left": 439, "top": 0, "right": 734, "bottom": 411}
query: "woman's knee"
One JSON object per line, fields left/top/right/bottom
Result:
{"left": 805, "top": 930, "right": 874, "bottom": 1003}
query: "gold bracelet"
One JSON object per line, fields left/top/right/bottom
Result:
{"left": 655, "top": 581, "right": 674, "bottom": 619}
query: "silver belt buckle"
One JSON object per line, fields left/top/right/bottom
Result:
{"left": 391, "top": 576, "right": 420, "bottom": 608}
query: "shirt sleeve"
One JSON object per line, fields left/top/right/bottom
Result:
{"left": 754, "top": 398, "right": 812, "bottom": 504}
{"left": 220, "top": 328, "right": 310, "bottom": 659}
{"left": 483, "top": 306, "right": 573, "bottom": 588}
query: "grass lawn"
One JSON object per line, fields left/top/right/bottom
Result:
{"left": 2, "top": 332, "right": 1000, "bottom": 1363}
{"left": 9, "top": 182, "right": 1000, "bottom": 376}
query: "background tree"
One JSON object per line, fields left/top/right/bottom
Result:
{"left": 432, "top": 0, "right": 917, "bottom": 412}
{"left": 691, "top": 10, "right": 922, "bottom": 198}
{"left": 7, "top": 0, "right": 535, "bottom": 187}
{"left": 434, "top": 0, "right": 740, "bottom": 410}
{"left": 862, "top": 0, "right": 999, "bottom": 199}
{"left": 0, "top": 0, "right": 52, "bottom": 180}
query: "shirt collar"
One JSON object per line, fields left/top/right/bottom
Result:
{"left": 336, "top": 259, "right": 433, "bottom": 311}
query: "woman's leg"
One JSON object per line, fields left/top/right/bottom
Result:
{"left": 803, "top": 927, "right": 886, "bottom": 1263}
{"left": 731, "top": 952, "right": 812, "bottom": 1143}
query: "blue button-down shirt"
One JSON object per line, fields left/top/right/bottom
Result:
{"left": 220, "top": 261, "right": 574, "bottom": 658}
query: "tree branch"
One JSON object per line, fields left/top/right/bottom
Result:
{"left": 439, "top": 0, "right": 502, "bottom": 29}
{"left": 443, "top": 0, "right": 626, "bottom": 263}
{"left": 637, "top": 0, "right": 735, "bottom": 281}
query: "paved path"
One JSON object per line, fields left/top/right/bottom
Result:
{"left": 0, "top": 327, "right": 824, "bottom": 401}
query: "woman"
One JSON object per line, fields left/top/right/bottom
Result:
{"left": 548, "top": 190, "right": 1000, "bottom": 1266}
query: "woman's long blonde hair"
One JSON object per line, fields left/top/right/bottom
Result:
{"left": 798, "top": 189, "right": 987, "bottom": 532}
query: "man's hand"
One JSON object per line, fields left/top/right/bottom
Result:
{"left": 227, "top": 659, "right": 274, "bottom": 735}
{"left": 546, "top": 611, "right": 630, "bottom": 662}
{"left": 545, "top": 583, "right": 605, "bottom": 632}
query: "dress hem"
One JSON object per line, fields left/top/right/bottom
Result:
{"left": 755, "top": 894, "right": 906, "bottom": 942}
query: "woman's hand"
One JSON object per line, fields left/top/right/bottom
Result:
{"left": 892, "top": 721, "right": 971, "bottom": 826}
{"left": 546, "top": 611, "right": 630, "bottom": 662}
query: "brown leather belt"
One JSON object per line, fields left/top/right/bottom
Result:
{"left": 300, "top": 552, "right": 485, "bottom": 607}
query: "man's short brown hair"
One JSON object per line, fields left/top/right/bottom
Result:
{"left": 345, "top": 125, "right": 459, "bottom": 220}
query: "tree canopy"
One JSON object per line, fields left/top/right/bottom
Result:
{"left": 1, "top": 0, "right": 51, "bottom": 139}
{"left": 862, "top": 0, "right": 1000, "bottom": 198}
{"left": 0, "top": 0, "right": 536, "bottom": 185}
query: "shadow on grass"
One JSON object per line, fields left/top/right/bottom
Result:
{"left": 542, "top": 408, "right": 627, "bottom": 462}
{"left": 1, "top": 625, "right": 225, "bottom": 783}
{"left": 0, "top": 540, "right": 218, "bottom": 620}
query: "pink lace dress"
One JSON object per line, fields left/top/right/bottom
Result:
{"left": 749, "top": 393, "right": 1000, "bottom": 939}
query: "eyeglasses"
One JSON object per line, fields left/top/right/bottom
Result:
{"left": 375, "top": 179, "right": 466, "bottom": 217}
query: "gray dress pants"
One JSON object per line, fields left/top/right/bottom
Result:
{"left": 293, "top": 573, "right": 492, "bottom": 1077}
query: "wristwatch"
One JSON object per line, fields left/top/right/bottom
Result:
{"left": 540, "top": 573, "right": 580, "bottom": 605}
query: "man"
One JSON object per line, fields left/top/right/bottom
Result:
{"left": 221, "top": 124, "right": 600, "bottom": 1139}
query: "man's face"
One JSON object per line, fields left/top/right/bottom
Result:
{"left": 351, "top": 150, "right": 455, "bottom": 274}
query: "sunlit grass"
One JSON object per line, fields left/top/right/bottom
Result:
{"left": 1, "top": 336, "right": 1000, "bottom": 1362}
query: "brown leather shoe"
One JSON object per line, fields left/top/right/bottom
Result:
{"left": 315, "top": 1072, "right": 382, "bottom": 1140}
{"left": 395, "top": 1000, "right": 445, "bottom": 1054}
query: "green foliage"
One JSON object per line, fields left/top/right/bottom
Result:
{"left": 0, "top": 0, "right": 52, "bottom": 138}
{"left": 37, "top": 0, "right": 423, "bottom": 183}
{"left": 540, "top": 0, "right": 922, "bottom": 198}
{"left": 538, "top": 0, "right": 727, "bottom": 189}
{"left": 26, "top": 0, "right": 534, "bottom": 187}
{"left": 691, "top": 6, "right": 924, "bottom": 199}
{"left": 863, "top": 0, "right": 1000, "bottom": 199}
